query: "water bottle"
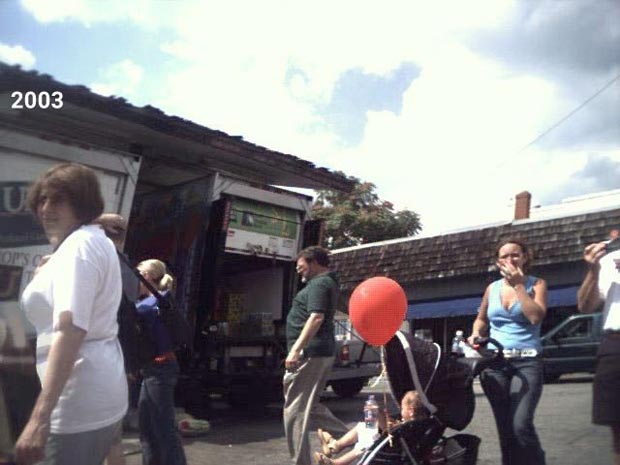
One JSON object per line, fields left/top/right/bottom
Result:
{"left": 363, "top": 394, "right": 379, "bottom": 431}
{"left": 452, "top": 330, "right": 464, "bottom": 356}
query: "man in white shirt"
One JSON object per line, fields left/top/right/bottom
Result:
{"left": 577, "top": 234, "right": 620, "bottom": 465}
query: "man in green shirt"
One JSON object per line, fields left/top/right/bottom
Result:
{"left": 284, "top": 246, "right": 348, "bottom": 465}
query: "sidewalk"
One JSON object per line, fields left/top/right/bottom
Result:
{"left": 123, "top": 376, "right": 612, "bottom": 465}
{"left": 122, "top": 401, "right": 293, "bottom": 465}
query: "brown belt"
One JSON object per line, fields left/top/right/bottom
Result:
{"left": 153, "top": 351, "right": 176, "bottom": 364}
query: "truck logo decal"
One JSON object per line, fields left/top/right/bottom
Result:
{"left": 0, "top": 182, "right": 47, "bottom": 247}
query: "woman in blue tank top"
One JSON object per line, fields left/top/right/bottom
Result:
{"left": 468, "top": 239, "right": 547, "bottom": 465}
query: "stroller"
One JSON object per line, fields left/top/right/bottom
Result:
{"left": 357, "top": 331, "right": 499, "bottom": 465}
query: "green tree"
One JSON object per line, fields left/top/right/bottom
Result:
{"left": 312, "top": 173, "right": 422, "bottom": 249}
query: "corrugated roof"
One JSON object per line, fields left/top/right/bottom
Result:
{"left": 0, "top": 63, "right": 354, "bottom": 192}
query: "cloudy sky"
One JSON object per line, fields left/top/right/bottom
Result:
{"left": 1, "top": 0, "right": 619, "bottom": 235}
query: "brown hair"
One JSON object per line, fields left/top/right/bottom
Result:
{"left": 93, "top": 213, "right": 127, "bottom": 248}
{"left": 27, "top": 163, "right": 104, "bottom": 224}
{"left": 401, "top": 390, "right": 429, "bottom": 421}
{"left": 297, "top": 246, "right": 330, "bottom": 267}
{"left": 495, "top": 238, "right": 532, "bottom": 272}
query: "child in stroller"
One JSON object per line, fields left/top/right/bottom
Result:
{"left": 340, "top": 331, "right": 497, "bottom": 465}
{"left": 314, "top": 390, "right": 429, "bottom": 465}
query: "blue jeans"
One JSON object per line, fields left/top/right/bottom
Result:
{"left": 138, "top": 360, "right": 186, "bottom": 465}
{"left": 480, "top": 357, "right": 546, "bottom": 465}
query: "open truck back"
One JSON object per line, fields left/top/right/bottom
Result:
{"left": 125, "top": 175, "right": 323, "bottom": 405}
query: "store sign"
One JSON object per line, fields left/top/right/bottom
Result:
{"left": 225, "top": 197, "right": 301, "bottom": 260}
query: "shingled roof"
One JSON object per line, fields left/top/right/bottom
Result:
{"left": 330, "top": 206, "right": 620, "bottom": 292}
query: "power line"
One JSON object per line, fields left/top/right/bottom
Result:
{"left": 517, "top": 71, "right": 620, "bottom": 154}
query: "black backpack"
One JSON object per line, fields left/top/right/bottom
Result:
{"left": 116, "top": 289, "right": 157, "bottom": 374}
{"left": 150, "top": 291, "right": 193, "bottom": 353}
{"left": 117, "top": 254, "right": 193, "bottom": 355}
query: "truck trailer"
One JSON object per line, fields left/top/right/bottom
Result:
{"left": 1, "top": 63, "right": 361, "bottom": 410}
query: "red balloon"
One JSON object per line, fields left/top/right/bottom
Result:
{"left": 348, "top": 277, "right": 407, "bottom": 346}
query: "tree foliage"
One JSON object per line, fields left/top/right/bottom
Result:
{"left": 312, "top": 173, "right": 422, "bottom": 249}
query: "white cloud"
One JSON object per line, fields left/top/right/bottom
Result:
{"left": 18, "top": 0, "right": 618, "bottom": 235}
{"left": 146, "top": 1, "right": 618, "bottom": 234}
{"left": 224, "top": 31, "right": 562, "bottom": 233}
{"left": 0, "top": 43, "right": 36, "bottom": 69}
{"left": 91, "top": 59, "right": 144, "bottom": 97}
{"left": 20, "top": 0, "right": 174, "bottom": 28}
{"left": 22, "top": 0, "right": 120, "bottom": 24}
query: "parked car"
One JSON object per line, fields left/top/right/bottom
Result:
{"left": 325, "top": 319, "right": 382, "bottom": 397}
{"left": 540, "top": 313, "right": 603, "bottom": 383}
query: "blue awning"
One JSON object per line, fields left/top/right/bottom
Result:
{"left": 407, "top": 285, "right": 580, "bottom": 320}
{"left": 407, "top": 296, "right": 481, "bottom": 320}
{"left": 547, "top": 285, "right": 579, "bottom": 308}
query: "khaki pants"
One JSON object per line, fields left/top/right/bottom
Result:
{"left": 283, "top": 356, "right": 349, "bottom": 465}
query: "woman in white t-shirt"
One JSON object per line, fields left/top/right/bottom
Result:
{"left": 15, "top": 163, "right": 127, "bottom": 465}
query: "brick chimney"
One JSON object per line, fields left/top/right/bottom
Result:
{"left": 514, "top": 191, "right": 531, "bottom": 220}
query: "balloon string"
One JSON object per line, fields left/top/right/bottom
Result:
{"left": 370, "top": 344, "right": 387, "bottom": 388}
{"left": 377, "top": 346, "right": 393, "bottom": 447}
{"left": 370, "top": 362, "right": 386, "bottom": 388}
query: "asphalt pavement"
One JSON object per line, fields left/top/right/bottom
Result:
{"left": 123, "top": 374, "right": 612, "bottom": 465}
